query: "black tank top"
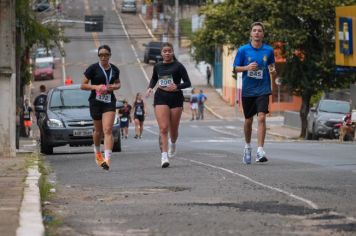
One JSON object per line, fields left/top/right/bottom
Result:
{"left": 134, "top": 100, "right": 144, "bottom": 116}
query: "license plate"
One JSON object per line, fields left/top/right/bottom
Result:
{"left": 73, "top": 129, "right": 93, "bottom": 136}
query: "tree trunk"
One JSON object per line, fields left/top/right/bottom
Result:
{"left": 299, "top": 91, "right": 312, "bottom": 138}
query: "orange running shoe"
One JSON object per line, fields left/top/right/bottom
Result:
{"left": 95, "top": 152, "right": 104, "bottom": 166}
{"left": 102, "top": 158, "right": 110, "bottom": 171}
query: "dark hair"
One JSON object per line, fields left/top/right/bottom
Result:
{"left": 160, "top": 42, "right": 177, "bottom": 61}
{"left": 98, "top": 45, "right": 111, "bottom": 55}
{"left": 250, "top": 22, "right": 265, "bottom": 32}
{"left": 39, "top": 84, "right": 46, "bottom": 92}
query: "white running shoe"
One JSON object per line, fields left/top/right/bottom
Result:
{"left": 243, "top": 147, "right": 252, "bottom": 164}
{"left": 256, "top": 150, "right": 268, "bottom": 163}
{"left": 168, "top": 143, "right": 176, "bottom": 158}
{"left": 161, "top": 156, "right": 170, "bottom": 168}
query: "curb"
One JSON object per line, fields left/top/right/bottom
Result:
{"left": 16, "top": 154, "right": 44, "bottom": 236}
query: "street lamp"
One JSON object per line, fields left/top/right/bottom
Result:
{"left": 174, "top": 0, "right": 179, "bottom": 56}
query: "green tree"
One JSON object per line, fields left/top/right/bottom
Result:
{"left": 191, "top": 0, "right": 356, "bottom": 138}
{"left": 16, "top": 0, "right": 64, "bottom": 84}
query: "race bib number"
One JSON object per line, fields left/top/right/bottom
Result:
{"left": 247, "top": 70, "right": 263, "bottom": 79}
{"left": 158, "top": 75, "right": 174, "bottom": 87}
{"left": 96, "top": 94, "right": 111, "bottom": 103}
{"left": 136, "top": 110, "right": 143, "bottom": 116}
{"left": 120, "top": 117, "right": 128, "bottom": 122}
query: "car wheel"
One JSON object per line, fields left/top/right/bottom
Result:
{"left": 312, "top": 125, "right": 319, "bottom": 140}
{"left": 113, "top": 135, "right": 121, "bottom": 152}
{"left": 305, "top": 129, "right": 312, "bottom": 140}
{"left": 144, "top": 56, "right": 149, "bottom": 64}
{"left": 40, "top": 134, "right": 53, "bottom": 154}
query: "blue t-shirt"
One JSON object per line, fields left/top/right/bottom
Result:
{"left": 233, "top": 43, "right": 275, "bottom": 97}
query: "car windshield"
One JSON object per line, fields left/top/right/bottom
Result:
{"left": 318, "top": 100, "right": 350, "bottom": 114}
{"left": 36, "top": 62, "right": 51, "bottom": 69}
{"left": 50, "top": 89, "right": 90, "bottom": 109}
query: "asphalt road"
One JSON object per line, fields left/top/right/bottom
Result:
{"left": 41, "top": 0, "right": 356, "bottom": 235}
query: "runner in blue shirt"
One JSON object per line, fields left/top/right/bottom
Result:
{"left": 233, "top": 22, "right": 277, "bottom": 164}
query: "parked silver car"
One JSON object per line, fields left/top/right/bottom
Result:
{"left": 121, "top": 0, "right": 137, "bottom": 13}
{"left": 37, "top": 85, "right": 122, "bottom": 154}
{"left": 306, "top": 99, "right": 351, "bottom": 140}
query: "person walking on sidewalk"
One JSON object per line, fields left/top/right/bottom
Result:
{"left": 118, "top": 100, "right": 132, "bottom": 139}
{"left": 23, "top": 98, "right": 33, "bottom": 137}
{"left": 197, "top": 89, "right": 207, "bottom": 120}
{"left": 81, "top": 45, "right": 121, "bottom": 170}
{"left": 146, "top": 42, "right": 192, "bottom": 168}
{"left": 233, "top": 22, "right": 277, "bottom": 164}
{"left": 190, "top": 88, "right": 199, "bottom": 121}
{"left": 33, "top": 84, "right": 47, "bottom": 125}
{"left": 206, "top": 65, "right": 211, "bottom": 86}
{"left": 133, "top": 93, "right": 146, "bottom": 139}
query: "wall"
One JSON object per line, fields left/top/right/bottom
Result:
{"left": 0, "top": 0, "right": 16, "bottom": 157}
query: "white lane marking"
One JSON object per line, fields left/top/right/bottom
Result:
{"left": 191, "top": 139, "right": 236, "bottom": 143}
{"left": 144, "top": 127, "right": 159, "bottom": 136}
{"left": 179, "top": 157, "right": 319, "bottom": 210}
{"left": 138, "top": 14, "right": 156, "bottom": 40}
{"left": 112, "top": 0, "right": 150, "bottom": 83}
{"left": 209, "top": 126, "right": 239, "bottom": 137}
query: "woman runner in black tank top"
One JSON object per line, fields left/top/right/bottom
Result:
{"left": 133, "top": 93, "right": 146, "bottom": 139}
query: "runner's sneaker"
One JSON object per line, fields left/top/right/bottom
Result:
{"left": 161, "top": 156, "right": 169, "bottom": 168}
{"left": 243, "top": 147, "right": 252, "bottom": 164}
{"left": 102, "top": 158, "right": 110, "bottom": 171}
{"left": 168, "top": 142, "right": 176, "bottom": 158}
{"left": 256, "top": 150, "right": 268, "bottom": 163}
{"left": 95, "top": 153, "right": 105, "bottom": 167}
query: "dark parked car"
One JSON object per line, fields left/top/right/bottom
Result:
{"left": 306, "top": 99, "right": 351, "bottom": 140}
{"left": 33, "top": 0, "right": 50, "bottom": 12}
{"left": 36, "top": 84, "right": 122, "bottom": 154}
{"left": 143, "top": 41, "right": 163, "bottom": 64}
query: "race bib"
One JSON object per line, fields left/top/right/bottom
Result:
{"left": 120, "top": 117, "right": 128, "bottom": 122}
{"left": 96, "top": 94, "right": 111, "bottom": 103}
{"left": 247, "top": 70, "right": 263, "bottom": 79}
{"left": 24, "top": 114, "right": 30, "bottom": 119}
{"left": 136, "top": 110, "right": 143, "bottom": 116}
{"left": 158, "top": 75, "right": 174, "bottom": 87}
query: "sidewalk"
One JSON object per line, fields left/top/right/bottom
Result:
{"left": 0, "top": 137, "right": 40, "bottom": 236}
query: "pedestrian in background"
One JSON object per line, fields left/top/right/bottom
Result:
{"left": 133, "top": 93, "right": 146, "bottom": 139}
{"left": 81, "top": 44, "right": 121, "bottom": 171}
{"left": 146, "top": 42, "right": 191, "bottom": 168}
{"left": 233, "top": 22, "right": 277, "bottom": 164}
{"left": 33, "top": 84, "right": 47, "bottom": 125}
{"left": 197, "top": 89, "right": 207, "bottom": 120}
{"left": 206, "top": 65, "right": 211, "bottom": 86}
{"left": 23, "top": 98, "right": 33, "bottom": 137}
{"left": 190, "top": 88, "right": 199, "bottom": 121}
{"left": 118, "top": 100, "right": 131, "bottom": 139}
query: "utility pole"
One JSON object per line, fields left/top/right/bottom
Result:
{"left": 0, "top": 0, "right": 16, "bottom": 157}
{"left": 174, "top": 0, "right": 179, "bottom": 56}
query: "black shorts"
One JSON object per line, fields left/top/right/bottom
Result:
{"left": 89, "top": 100, "right": 116, "bottom": 120}
{"left": 154, "top": 89, "right": 184, "bottom": 109}
{"left": 134, "top": 115, "right": 145, "bottom": 122}
{"left": 242, "top": 95, "right": 270, "bottom": 119}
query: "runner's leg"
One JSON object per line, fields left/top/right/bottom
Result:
{"left": 155, "top": 105, "right": 170, "bottom": 152}
{"left": 102, "top": 111, "right": 115, "bottom": 150}
{"left": 169, "top": 107, "right": 183, "bottom": 143}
